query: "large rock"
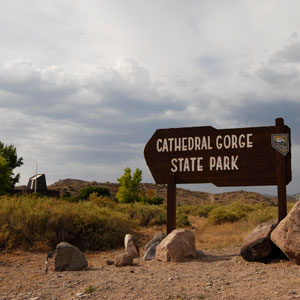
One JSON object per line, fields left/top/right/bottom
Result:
{"left": 143, "top": 242, "right": 160, "bottom": 260}
{"left": 124, "top": 234, "right": 139, "bottom": 258}
{"left": 155, "top": 229, "right": 196, "bottom": 262}
{"left": 240, "top": 220, "right": 278, "bottom": 261}
{"left": 114, "top": 253, "right": 133, "bottom": 267}
{"left": 271, "top": 201, "right": 300, "bottom": 264}
{"left": 144, "top": 231, "right": 166, "bottom": 251}
{"left": 54, "top": 242, "right": 88, "bottom": 271}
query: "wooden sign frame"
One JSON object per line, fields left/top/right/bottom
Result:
{"left": 144, "top": 118, "right": 291, "bottom": 233}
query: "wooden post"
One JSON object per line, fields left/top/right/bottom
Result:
{"left": 167, "top": 174, "right": 176, "bottom": 234}
{"left": 275, "top": 117, "right": 287, "bottom": 221}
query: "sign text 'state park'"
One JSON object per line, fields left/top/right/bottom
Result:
{"left": 144, "top": 124, "right": 291, "bottom": 187}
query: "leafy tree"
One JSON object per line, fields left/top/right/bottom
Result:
{"left": 0, "top": 142, "right": 23, "bottom": 194}
{"left": 116, "top": 167, "right": 142, "bottom": 203}
{"left": 0, "top": 156, "right": 11, "bottom": 194}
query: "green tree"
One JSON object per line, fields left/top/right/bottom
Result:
{"left": 0, "top": 156, "right": 11, "bottom": 194}
{"left": 116, "top": 167, "right": 142, "bottom": 203}
{"left": 0, "top": 142, "right": 23, "bottom": 194}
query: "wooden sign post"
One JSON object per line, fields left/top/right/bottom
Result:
{"left": 273, "top": 118, "right": 290, "bottom": 221}
{"left": 144, "top": 118, "right": 292, "bottom": 233}
{"left": 167, "top": 174, "right": 176, "bottom": 234}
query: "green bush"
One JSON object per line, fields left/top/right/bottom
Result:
{"left": 88, "top": 194, "right": 117, "bottom": 209}
{"left": 208, "top": 207, "right": 240, "bottom": 225}
{"left": 0, "top": 195, "right": 134, "bottom": 250}
{"left": 117, "top": 202, "right": 167, "bottom": 226}
{"left": 194, "top": 205, "right": 216, "bottom": 217}
{"left": 207, "top": 201, "right": 259, "bottom": 225}
{"left": 176, "top": 214, "right": 191, "bottom": 227}
{"left": 78, "top": 186, "right": 110, "bottom": 201}
{"left": 141, "top": 196, "right": 164, "bottom": 205}
{"left": 177, "top": 205, "right": 216, "bottom": 218}
{"left": 228, "top": 201, "right": 255, "bottom": 215}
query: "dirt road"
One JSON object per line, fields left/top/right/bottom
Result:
{"left": 1, "top": 247, "right": 300, "bottom": 300}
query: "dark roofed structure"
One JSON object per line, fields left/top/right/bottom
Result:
{"left": 27, "top": 174, "right": 47, "bottom": 193}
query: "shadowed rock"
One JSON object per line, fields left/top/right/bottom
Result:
{"left": 144, "top": 231, "right": 166, "bottom": 251}
{"left": 143, "top": 242, "right": 160, "bottom": 260}
{"left": 240, "top": 220, "right": 278, "bottom": 261}
{"left": 54, "top": 242, "right": 88, "bottom": 271}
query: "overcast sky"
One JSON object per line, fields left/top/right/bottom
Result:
{"left": 0, "top": 0, "right": 299, "bottom": 195}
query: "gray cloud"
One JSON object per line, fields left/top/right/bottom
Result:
{"left": 256, "top": 66, "right": 299, "bottom": 85}
{"left": 230, "top": 99, "right": 300, "bottom": 144}
{"left": 0, "top": 2, "right": 300, "bottom": 195}
{"left": 274, "top": 42, "right": 300, "bottom": 63}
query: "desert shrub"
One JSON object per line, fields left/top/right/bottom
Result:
{"left": 63, "top": 195, "right": 80, "bottom": 203}
{"left": 228, "top": 201, "right": 256, "bottom": 214}
{"left": 117, "top": 202, "right": 167, "bottom": 226}
{"left": 195, "top": 205, "right": 216, "bottom": 217}
{"left": 248, "top": 206, "right": 277, "bottom": 225}
{"left": 176, "top": 213, "right": 191, "bottom": 227}
{"left": 0, "top": 195, "right": 134, "bottom": 250}
{"left": 141, "top": 196, "right": 164, "bottom": 205}
{"left": 63, "top": 186, "right": 111, "bottom": 203}
{"left": 78, "top": 186, "right": 110, "bottom": 200}
{"left": 208, "top": 207, "right": 241, "bottom": 225}
{"left": 177, "top": 205, "right": 193, "bottom": 215}
{"left": 88, "top": 194, "right": 117, "bottom": 209}
{"left": 178, "top": 205, "right": 216, "bottom": 218}
{"left": 207, "top": 201, "right": 264, "bottom": 225}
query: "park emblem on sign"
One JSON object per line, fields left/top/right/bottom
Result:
{"left": 271, "top": 133, "right": 289, "bottom": 156}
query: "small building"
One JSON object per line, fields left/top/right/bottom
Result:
{"left": 297, "top": 194, "right": 300, "bottom": 201}
{"left": 23, "top": 174, "right": 60, "bottom": 197}
{"left": 27, "top": 174, "right": 47, "bottom": 193}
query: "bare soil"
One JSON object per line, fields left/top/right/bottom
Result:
{"left": 1, "top": 247, "right": 300, "bottom": 300}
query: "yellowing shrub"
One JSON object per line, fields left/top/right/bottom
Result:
{"left": 0, "top": 195, "right": 134, "bottom": 251}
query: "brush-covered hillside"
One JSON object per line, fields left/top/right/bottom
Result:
{"left": 48, "top": 178, "right": 281, "bottom": 206}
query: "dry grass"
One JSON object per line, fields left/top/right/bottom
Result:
{"left": 190, "top": 216, "right": 253, "bottom": 250}
{"left": 135, "top": 216, "right": 254, "bottom": 251}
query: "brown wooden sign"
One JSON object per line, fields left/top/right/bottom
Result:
{"left": 144, "top": 118, "right": 292, "bottom": 233}
{"left": 145, "top": 123, "right": 291, "bottom": 186}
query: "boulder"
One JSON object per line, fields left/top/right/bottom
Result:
{"left": 114, "top": 253, "right": 133, "bottom": 267}
{"left": 155, "top": 229, "right": 196, "bottom": 262}
{"left": 54, "top": 242, "right": 88, "bottom": 271}
{"left": 143, "top": 242, "right": 160, "bottom": 260}
{"left": 144, "top": 231, "right": 166, "bottom": 251}
{"left": 240, "top": 220, "right": 278, "bottom": 261}
{"left": 124, "top": 234, "right": 139, "bottom": 258}
{"left": 271, "top": 201, "right": 300, "bottom": 264}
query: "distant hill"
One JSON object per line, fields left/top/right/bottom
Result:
{"left": 48, "top": 178, "right": 280, "bottom": 206}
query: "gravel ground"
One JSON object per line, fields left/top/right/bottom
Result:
{"left": 1, "top": 247, "right": 300, "bottom": 300}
